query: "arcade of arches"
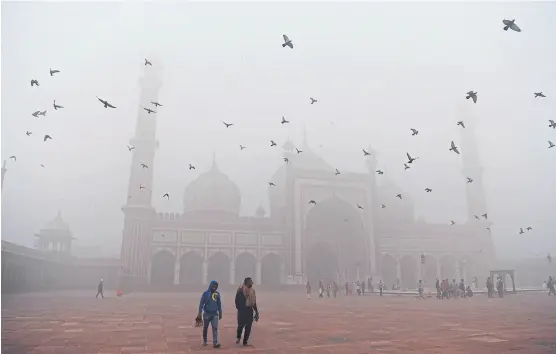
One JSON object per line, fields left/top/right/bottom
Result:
{"left": 149, "top": 250, "right": 282, "bottom": 287}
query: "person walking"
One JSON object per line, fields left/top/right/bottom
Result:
{"left": 96, "top": 279, "right": 104, "bottom": 298}
{"left": 306, "top": 281, "right": 312, "bottom": 299}
{"left": 196, "top": 280, "right": 222, "bottom": 348}
{"left": 235, "top": 277, "right": 259, "bottom": 347}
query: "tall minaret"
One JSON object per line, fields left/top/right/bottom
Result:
{"left": 120, "top": 56, "right": 163, "bottom": 289}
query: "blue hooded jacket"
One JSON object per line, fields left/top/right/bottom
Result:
{"left": 198, "top": 280, "right": 222, "bottom": 315}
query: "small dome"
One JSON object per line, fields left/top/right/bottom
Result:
{"left": 183, "top": 160, "right": 241, "bottom": 216}
{"left": 45, "top": 210, "right": 70, "bottom": 230}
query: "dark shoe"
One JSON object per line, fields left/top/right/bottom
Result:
{"left": 213, "top": 343, "right": 221, "bottom": 348}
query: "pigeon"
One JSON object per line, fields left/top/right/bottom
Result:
{"left": 534, "top": 92, "right": 546, "bottom": 98}
{"left": 127, "top": 145, "right": 134, "bottom": 151}
{"left": 188, "top": 164, "right": 195, "bottom": 170}
{"left": 450, "top": 220, "right": 456, "bottom": 225}
{"left": 357, "top": 204, "right": 364, "bottom": 209}
{"left": 49, "top": 68, "right": 60, "bottom": 76}
{"left": 281, "top": 116, "right": 289, "bottom": 124}
{"left": 282, "top": 34, "right": 293, "bottom": 49}
{"left": 502, "top": 19, "right": 521, "bottom": 32}
{"left": 268, "top": 182, "right": 276, "bottom": 187}
{"left": 335, "top": 169, "right": 340, "bottom": 175}
{"left": 30, "top": 79, "right": 39, "bottom": 87}
{"left": 308, "top": 200, "right": 316, "bottom": 205}
{"left": 270, "top": 140, "right": 277, "bottom": 147}
{"left": 223, "top": 121, "right": 233, "bottom": 128}
{"left": 466, "top": 91, "right": 478, "bottom": 103}
{"left": 43, "top": 135, "right": 52, "bottom": 142}
{"left": 519, "top": 228, "right": 524, "bottom": 234}
{"left": 143, "top": 107, "right": 156, "bottom": 114}
{"left": 145, "top": 58, "right": 152, "bottom": 66}
{"left": 376, "top": 170, "right": 384, "bottom": 175}
{"left": 97, "top": 97, "right": 116, "bottom": 108}
{"left": 482, "top": 213, "right": 488, "bottom": 219}
{"left": 140, "top": 184, "right": 146, "bottom": 190}
{"left": 26, "top": 131, "right": 32, "bottom": 136}
{"left": 163, "top": 193, "right": 169, "bottom": 199}
{"left": 473, "top": 215, "right": 480, "bottom": 220}
{"left": 240, "top": 145, "right": 246, "bottom": 150}
{"left": 410, "top": 128, "right": 419, "bottom": 136}
{"left": 406, "top": 152, "right": 419, "bottom": 164}
{"left": 467, "top": 177, "right": 474, "bottom": 183}
{"left": 31, "top": 111, "right": 40, "bottom": 117}
{"left": 549, "top": 120, "right": 556, "bottom": 129}
{"left": 53, "top": 100, "right": 64, "bottom": 110}
{"left": 296, "top": 148, "right": 303, "bottom": 154}
{"left": 283, "top": 157, "right": 289, "bottom": 163}
{"left": 425, "top": 188, "right": 432, "bottom": 192}
{"left": 9, "top": 156, "right": 16, "bottom": 162}
{"left": 38, "top": 110, "right": 47, "bottom": 116}
{"left": 396, "top": 194, "right": 402, "bottom": 200}
{"left": 486, "top": 227, "right": 491, "bottom": 232}
{"left": 310, "top": 98, "right": 317, "bottom": 104}
{"left": 40, "top": 164, "right": 45, "bottom": 168}
{"left": 404, "top": 163, "right": 410, "bottom": 170}
{"left": 381, "top": 204, "right": 386, "bottom": 208}
{"left": 450, "top": 141, "right": 460, "bottom": 154}
{"left": 549, "top": 141, "right": 555, "bottom": 148}
{"left": 141, "top": 163, "right": 148, "bottom": 168}
{"left": 362, "top": 149, "right": 371, "bottom": 156}
{"left": 457, "top": 121, "right": 465, "bottom": 128}
{"left": 151, "top": 101, "right": 163, "bottom": 107}
{"left": 526, "top": 226, "right": 532, "bottom": 231}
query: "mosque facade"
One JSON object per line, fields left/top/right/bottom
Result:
{"left": 120, "top": 63, "right": 496, "bottom": 290}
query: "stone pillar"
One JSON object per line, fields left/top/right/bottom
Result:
{"left": 256, "top": 260, "right": 262, "bottom": 285}
{"left": 229, "top": 260, "right": 235, "bottom": 285}
{"left": 174, "top": 258, "right": 180, "bottom": 285}
{"left": 396, "top": 257, "right": 402, "bottom": 283}
{"left": 202, "top": 260, "right": 208, "bottom": 284}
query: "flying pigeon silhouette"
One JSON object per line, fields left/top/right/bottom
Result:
{"left": 519, "top": 228, "right": 524, "bottom": 234}
{"left": 335, "top": 169, "right": 340, "bottom": 175}
{"left": 281, "top": 116, "right": 289, "bottom": 124}
{"left": 534, "top": 92, "right": 546, "bottom": 98}
{"left": 486, "top": 227, "right": 491, "bottom": 232}
{"left": 223, "top": 121, "right": 233, "bottom": 128}
{"left": 139, "top": 184, "right": 146, "bottom": 190}
{"left": 404, "top": 163, "right": 410, "bottom": 170}
{"left": 310, "top": 98, "right": 317, "bottom": 104}
{"left": 240, "top": 145, "right": 246, "bottom": 150}
{"left": 188, "top": 164, "right": 195, "bottom": 170}
{"left": 457, "top": 121, "right": 465, "bottom": 128}
{"left": 26, "top": 131, "right": 32, "bottom": 136}
{"left": 163, "top": 193, "right": 169, "bottom": 199}
{"left": 473, "top": 215, "right": 480, "bottom": 220}
{"left": 502, "top": 19, "right": 521, "bottom": 32}
{"left": 282, "top": 34, "right": 293, "bottom": 48}
{"left": 357, "top": 204, "right": 364, "bottom": 209}
{"left": 466, "top": 91, "right": 478, "bottom": 103}
{"left": 145, "top": 58, "right": 152, "bottom": 66}
{"left": 270, "top": 140, "right": 277, "bottom": 147}
{"left": 127, "top": 145, "right": 134, "bottom": 151}
{"left": 467, "top": 177, "right": 474, "bottom": 183}
{"left": 381, "top": 204, "right": 386, "bottom": 208}
{"left": 9, "top": 156, "right": 16, "bottom": 162}
{"left": 549, "top": 141, "right": 555, "bottom": 148}
{"left": 268, "top": 182, "right": 276, "bottom": 187}
{"left": 43, "top": 135, "right": 52, "bottom": 142}
{"left": 151, "top": 101, "right": 163, "bottom": 107}
{"left": 141, "top": 163, "right": 148, "bottom": 168}
{"left": 143, "top": 107, "right": 156, "bottom": 114}
{"left": 410, "top": 128, "right": 419, "bottom": 136}
{"left": 450, "top": 141, "right": 460, "bottom": 154}
{"left": 450, "top": 220, "right": 455, "bottom": 225}
{"left": 49, "top": 68, "right": 60, "bottom": 76}
{"left": 53, "top": 100, "right": 64, "bottom": 110}
{"left": 308, "top": 200, "right": 316, "bottom": 205}
{"left": 425, "top": 188, "right": 432, "bottom": 192}
{"left": 396, "top": 194, "right": 402, "bottom": 200}
{"left": 30, "top": 79, "right": 39, "bottom": 87}
{"left": 363, "top": 149, "right": 371, "bottom": 156}
{"left": 526, "top": 226, "right": 532, "bottom": 231}
{"left": 32, "top": 111, "right": 40, "bottom": 117}
{"left": 296, "top": 148, "right": 303, "bottom": 154}
{"left": 482, "top": 213, "right": 488, "bottom": 220}
{"left": 40, "top": 164, "right": 45, "bottom": 168}
{"left": 283, "top": 157, "right": 289, "bottom": 163}
{"left": 376, "top": 170, "right": 384, "bottom": 175}
{"left": 97, "top": 97, "right": 116, "bottom": 108}
{"left": 549, "top": 120, "right": 556, "bottom": 129}
{"left": 406, "top": 152, "right": 419, "bottom": 164}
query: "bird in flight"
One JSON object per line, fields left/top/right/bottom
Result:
{"left": 362, "top": 149, "right": 371, "bottom": 156}
{"left": 281, "top": 116, "right": 289, "bottom": 124}
{"left": 376, "top": 170, "right": 384, "bottom": 175}
{"left": 127, "top": 145, "right": 134, "bottom": 151}
{"left": 466, "top": 91, "right": 478, "bottom": 103}
{"left": 188, "top": 164, "right": 195, "bottom": 170}
{"left": 482, "top": 213, "right": 488, "bottom": 219}
{"left": 549, "top": 141, "right": 555, "bottom": 148}
{"left": 502, "top": 19, "right": 521, "bottom": 32}
{"left": 410, "top": 128, "right": 419, "bottom": 136}
{"left": 308, "top": 200, "right": 316, "bottom": 205}
{"left": 549, "top": 120, "right": 556, "bottom": 129}
{"left": 268, "top": 182, "right": 276, "bottom": 187}
{"left": 151, "top": 101, "right": 163, "bottom": 107}
{"left": 357, "top": 204, "right": 364, "bottom": 209}
{"left": 486, "top": 227, "right": 491, "bottom": 232}
{"left": 30, "top": 79, "right": 39, "bottom": 86}
{"left": 141, "top": 163, "right": 148, "bottom": 169}
{"left": 31, "top": 111, "right": 40, "bottom": 117}
{"left": 223, "top": 121, "right": 233, "bottom": 128}
{"left": 145, "top": 58, "right": 152, "bottom": 66}
{"left": 270, "top": 140, "right": 277, "bottom": 147}
{"left": 9, "top": 156, "right": 16, "bottom": 162}
{"left": 450, "top": 220, "right": 455, "bottom": 226}
{"left": 49, "top": 68, "right": 60, "bottom": 76}
{"left": 534, "top": 92, "right": 546, "bottom": 98}
{"left": 425, "top": 188, "right": 432, "bottom": 192}
{"left": 467, "top": 177, "right": 474, "bottom": 183}
{"left": 457, "top": 121, "right": 465, "bottom": 128}
{"left": 526, "top": 226, "right": 532, "bottom": 231}
{"left": 519, "top": 227, "right": 524, "bottom": 234}
{"left": 43, "top": 134, "right": 52, "bottom": 142}
{"left": 296, "top": 148, "right": 303, "bottom": 154}
{"left": 38, "top": 110, "right": 47, "bottom": 116}
{"left": 140, "top": 184, "right": 146, "bottom": 190}
{"left": 404, "top": 163, "right": 410, "bottom": 170}
{"left": 40, "top": 164, "right": 45, "bottom": 168}
{"left": 240, "top": 145, "right": 246, "bottom": 150}
{"left": 396, "top": 194, "right": 402, "bottom": 200}
{"left": 53, "top": 100, "right": 64, "bottom": 110}
{"left": 450, "top": 141, "right": 460, "bottom": 154}
{"left": 335, "top": 169, "right": 340, "bottom": 175}
{"left": 282, "top": 34, "right": 293, "bottom": 49}
{"left": 26, "top": 131, "right": 32, "bottom": 136}
{"left": 473, "top": 215, "right": 480, "bottom": 220}
{"left": 381, "top": 204, "right": 387, "bottom": 209}
{"left": 406, "top": 152, "right": 419, "bottom": 164}
{"left": 163, "top": 193, "right": 169, "bottom": 200}
{"left": 143, "top": 107, "right": 156, "bottom": 114}
{"left": 283, "top": 157, "right": 289, "bottom": 163}
{"left": 310, "top": 98, "right": 317, "bottom": 104}
{"left": 97, "top": 97, "right": 116, "bottom": 108}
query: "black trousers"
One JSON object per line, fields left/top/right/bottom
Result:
{"left": 237, "top": 310, "right": 254, "bottom": 344}
{"left": 96, "top": 290, "right": 104, "bottom": 298}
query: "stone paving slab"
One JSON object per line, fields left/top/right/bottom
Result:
{"left": 2, "top": 291, "right": 556, "bottom": 353}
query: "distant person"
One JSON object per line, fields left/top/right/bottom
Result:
{"left": 486, "top": 277, "right": 494, "bottom": 299}
{"left": 96, "top": 279, "right": 104, "bottom": 299}
{"left": 306, "top": 281, "right": 312, "bottom": 299}
{"left": 459, "top": 279, "right": 466, "bottom": 298}
{"left": 196, "top": 280, "right": 222, "bottom": 348}
{"left": 435, "top": 278, "right": 441, "bottom": 299}
{"left": 466, "top": 285, "right": 474, "bottom": 298}
{"left": 344, "top": 281, "right": 349, "bottom": 296}
{"left": 417, "top": 280, "right": 426, "bottom": 299}
{"left": 496, "top": 276, "right": 504, "bottom": 298}
{"left": 356, "top": 281, "right": 361, "bottom": 296}
{"left": 235, "top": 277, "right": 259, "bottom": 347}
{"left": 326, "top": 283, "right": 331, "bottom": 298}
{"left": 379, "top": 280, "right": 384, "bottom": 296}
{"left": 332, "top": 281, "right": 339, "bottom": 298}
{"left": 361, "top": 280, "right": 365, "bottom": 295}
{"left": 548, "top": 276, "right": 556, "bottom": 296}
{"left": 318, "top": 279, "right": 324, "bottom": 298}
{"left": 368, "top": 277, "right": 374, "bottom": 293}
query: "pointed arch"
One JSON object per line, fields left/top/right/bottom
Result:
{"left": 380, "top": 254, "right": 397, "bottom": 286}
{"left": 179, "top": 251, "right": 203, "bottom": 285}
{"left": 400, "top": 255, "right": 417, "bottom": 289}
{"left": 150, "top": 250, "right": 175, "bottom": 286}
{"left": 207, "top": 252, "right": 230, "bottom": 284}
{"left": 261, "top": 253, "right": 281, "bottom": 286}
{"left": 235, "top": 252, "right": 257, "bottom": 284}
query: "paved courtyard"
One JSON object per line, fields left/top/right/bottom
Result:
{"left": 2, "top": 290, "right": 556, "bottom": 353}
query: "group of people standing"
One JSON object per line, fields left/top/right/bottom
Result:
{"left": 306, "top": 277, "right": 388, "bottom": 298}
{"left": 435, "top": 278, "right": 474, "bottom": 299}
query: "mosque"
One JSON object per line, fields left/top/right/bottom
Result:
{"left": 119, "top": 62, "right": 496, "bottom": 290}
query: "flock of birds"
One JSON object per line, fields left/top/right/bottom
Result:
{"left": 6, "top": 18, "right": 553, "bottom": 245}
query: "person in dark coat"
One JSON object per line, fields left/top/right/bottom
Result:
{"left": 96, "top": 279, "right": 104, "bottom": 298}
{"left": 235, "top": 277, "right": 259, "bottom": 346}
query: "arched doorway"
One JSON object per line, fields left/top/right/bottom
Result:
{"left": 235, "top": 252, "right": 257, "bottom": 284}
{"left": 440, "top": 255, "right": 456, "bottom": 280}
{"left": 304, "top": 197, "right": 369, "bottom": 282}
{"left": 261, "top": 253, "right": 281, "bottom": 286}
{"left": 400, "top": 255, "right": 417, "bottom": 289}
{"left": 150, "top": 250, "right": 175, "bottom": 286}
{"left": 380, "top": 254, "right": 397, "bottom": 286}
{"left": 424, "top": 256, "right": 438, "bottom": 286}
{"left": 179, "top": 252, "right": 203, "bottom": 285}
{"left": 207, "top": 252, "right": 230, "bottom": 285}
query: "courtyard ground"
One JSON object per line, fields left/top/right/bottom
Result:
{"left": 2, "top": 290, "right": 556, "bottom": 353}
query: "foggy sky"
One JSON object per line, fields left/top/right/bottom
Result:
{"left": 1, "top": 2, "right": 555, "bottom": 259}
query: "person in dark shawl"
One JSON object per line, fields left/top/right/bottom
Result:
{"left": 235, "top": 277, "right": 259, "bottom": 346}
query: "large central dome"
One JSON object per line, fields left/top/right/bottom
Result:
{"left": 183, "top": 160, "right": 241, "bottom": 216}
